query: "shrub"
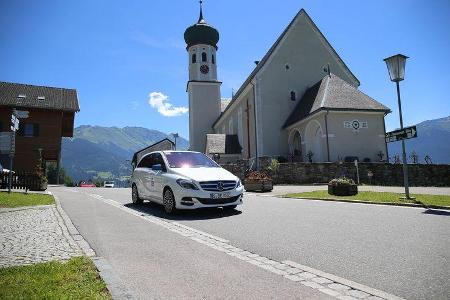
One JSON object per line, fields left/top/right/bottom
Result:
{"left": 329, "top": 177, "right": 355, "bottom": 186}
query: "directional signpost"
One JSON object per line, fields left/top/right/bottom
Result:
{"left": 385, "top": 125, "right": 417, "bottom": 143}
{"left": 5, "top": 109, "right": 29, "bottom": 193}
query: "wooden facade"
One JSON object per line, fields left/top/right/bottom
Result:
{"left": 0, "top": 82, "right": 79, "bottom": 176}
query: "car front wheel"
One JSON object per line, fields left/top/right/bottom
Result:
{"left": 132, "top": 184, "right": 143, "bottom": 205}
{"left": 163, "top": 189, "right": 177, "bottom": 214}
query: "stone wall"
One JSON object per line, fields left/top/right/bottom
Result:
{"left": 221, "top": 158, "right": 450, "bottom": 187}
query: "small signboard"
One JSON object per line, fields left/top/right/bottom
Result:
{"left": 0, "top": 132, "right": 14, "bottom": 154}
{"left": 385, "top": 126, "right": 417, "bottom": 143}
{"left": 13, "top": 109, "right": 29, "bottom": 119}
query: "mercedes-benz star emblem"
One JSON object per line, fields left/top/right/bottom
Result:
{"left": 217, "top": 182, "right": 224, "bottom": 191}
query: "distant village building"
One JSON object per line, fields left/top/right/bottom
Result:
{"left": 0, "top": 82, "right": 79, "bottom": 177}
{"left": 184, "top": 6, "right": 390, "bottom": 163}
{"left": 131, "top": 138, "right": 175, "bottom": 169}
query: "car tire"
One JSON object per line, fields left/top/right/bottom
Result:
{"left": 132, "top": 184, "right": 143, "bottom": 205}
{"left": 223, "top": 205, "right": 237, "bottom": 210}
{"left": 163, "top": 188, "right": 177, "bottom": 214}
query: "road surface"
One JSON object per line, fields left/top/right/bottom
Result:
{"left": 51, "top": 187, "right": 450, "bottom": 300}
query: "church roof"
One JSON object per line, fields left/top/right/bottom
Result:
{"left": 214, "top": 9, "right": 359, "bottom": 127}
{"left": 283, "top": 74, "right": 391, "bottom": 128}
{"left": 0, "top": 81, "right": 79, "bottom": 112}
{"left": 184, "top": 3, "right": 219, "bottom": 49}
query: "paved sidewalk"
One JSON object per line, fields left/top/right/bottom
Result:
{"left": 261, "top": 185, "right": 450, "bottom": 196}
{"left": 0, "top": 205, "right": 82, "bottom": 267}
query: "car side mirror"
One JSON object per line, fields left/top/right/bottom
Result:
{"left": 152, "top": 164, "right": 162, "bottom": 172}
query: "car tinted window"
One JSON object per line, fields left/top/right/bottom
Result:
{"left": 153, "top": 153, "right": 167, "bottom": 171}
{"left": 137, "top": 154, "right": 154, "bottom": 168}
{"left": 164, "top": 152, "right": 219, "bottom": 168}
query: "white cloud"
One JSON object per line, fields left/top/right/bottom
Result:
{"left": 148, "top": 92, "right": 188, "bottom": 117}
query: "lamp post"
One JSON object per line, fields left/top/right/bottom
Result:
{"left": 171, "top": 133, "right": 179, "bottom": 150}
{"left": 383, "top": 54, "right": 413, "bottom": 199}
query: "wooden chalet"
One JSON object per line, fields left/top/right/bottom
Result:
{"left": 0, "top": 81, "right": 80, "bottom": 180}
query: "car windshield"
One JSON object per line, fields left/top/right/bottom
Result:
{"left": 105, "top": 181, "right": 114, "bottom": 184}
{"left": 164, "top": 152, "right": 219, "bottom": 168}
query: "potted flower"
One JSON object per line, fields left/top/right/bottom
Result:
{"left": 328, "top": 177, "right": 357, "bottom": 196}
{"left": 244, "top": 171, "right": 273, "bottom": 192}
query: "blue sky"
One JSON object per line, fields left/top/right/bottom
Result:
{"left": 1, "top": 0, "right": 449, "bottom": 140}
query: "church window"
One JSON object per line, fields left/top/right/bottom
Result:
{"left": 192, "top": 54, "right": 196, "bottom": 63}
{"left": 290, "top": 91, "right": 296, "bottom": 101}
{"left": 212, "top": 54, "right": 215, "bottom": 64}
{"left": 202, "top": 52, "right": 207, "bottom": 62}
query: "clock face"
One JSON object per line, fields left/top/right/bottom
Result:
{"left": 200, "top": 64, "right": 209, "bottom": 74}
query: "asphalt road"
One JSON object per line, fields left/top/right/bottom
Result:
{"left": 52, "top": 187, "right": 450, "bottom": 300}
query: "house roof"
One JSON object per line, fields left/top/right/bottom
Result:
{"left": 206, "top": 134, "right": 242, "bottom": 154}
{"left": 213, "top": 9, "right": 359, "bottom": 128}
{"left": 131, "top": 138, "right": 175, "bottom": 165}
{"left": 283, "top": 74, "right": 391, "bottom": 128}
{"left": 0, "top": 81, "right": 80, "bottom": 112}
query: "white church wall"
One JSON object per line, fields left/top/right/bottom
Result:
{"left": 257, "top": 12, "right": 359, "bottom": 157}
{"left": 288, "top": 112, "right": 327, "bottom": 162}
{"left": 188, "top": 82, "right": 221, "bottom": 152}
{"left": 214, "top": 88, "right": 256, "bottom": 159}
{"left": 326, "top": 112, "right": 387, "bottom": 162}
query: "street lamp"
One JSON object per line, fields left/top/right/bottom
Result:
{"left": 171, "top": 133, "right": 179, "bottom": 150}
{"left": 384, "top": 54, "right": 413, "bottom": 199}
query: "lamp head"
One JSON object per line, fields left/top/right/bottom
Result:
{"left": 384, "top": 54, "right": 409, "bottom": 82}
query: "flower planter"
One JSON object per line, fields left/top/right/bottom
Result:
{"left": 244, "top": 179, "right": 273, "bottom": 192}
{"left": 328, "top": 184, "right": 358, "bottom": 196}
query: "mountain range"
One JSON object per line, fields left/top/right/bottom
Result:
{"left": 62, "top": 116, "right": 450, "bottom": 182}
{"left": 387, "top": 116, "right": 450, "bottom": 164}
{"left": 62, "top": 126, "right": 188, "bottom": 182}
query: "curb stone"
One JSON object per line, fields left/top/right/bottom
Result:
{"left": 281, "top": 195, "right": 450, "bottom": 210}
{"left": 51, "top": 192, "right": 134, "bottom": 299}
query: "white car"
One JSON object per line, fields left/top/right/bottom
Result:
{"left": 103, "top": 181, "right": 115, "bottom": 188}
{"left": 131, "top": 151, "right": 244, "bottom": 213}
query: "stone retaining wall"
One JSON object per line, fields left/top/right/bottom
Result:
{"left": 221, "top": 158, "right": 450, "bottom": 187}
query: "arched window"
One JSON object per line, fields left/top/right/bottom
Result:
{"left": 202, "top": 52, "right": 207, "bottom": 62}
{"left": 192, "top": 54, "right": 196, "bottom": 63}
{"left": 212, "top": 54, "right": 215, "bottom": 64}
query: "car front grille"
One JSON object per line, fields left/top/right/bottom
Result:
{"left": 199, "top": 180, "right": 237, "bottom": 191}
{"left": 196, "top": 195, "right": 241, "bottom": 205}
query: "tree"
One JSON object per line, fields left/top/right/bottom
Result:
{"left": 46, "top": 163, "right": 73, "bottom": 186}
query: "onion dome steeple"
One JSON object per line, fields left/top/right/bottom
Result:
{"left": 184, "top": 0, "right": 219, "bottom": 49}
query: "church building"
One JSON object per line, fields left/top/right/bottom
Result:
{"left": 184, "top": 5, "right": 390, "bottom": 163}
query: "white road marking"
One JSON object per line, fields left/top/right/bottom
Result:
{"left": 85, "top": 192, "right": 404, "bottom": 300}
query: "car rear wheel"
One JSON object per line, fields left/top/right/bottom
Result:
{"left": 132, "top": 184, "right": 143, "bottom": 205}
{"left": 163, "top": 189, "right": 177, "bottom": 214}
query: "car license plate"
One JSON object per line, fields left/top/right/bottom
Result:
{"left": 210, "top": 192, "right": 231, "bottom": 199}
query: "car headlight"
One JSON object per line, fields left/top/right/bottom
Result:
{"left": 176, "top": 179, "right": 199, "bottom": 190}
{"left": 236, "top": 179, "right": 242, "bottom": 188}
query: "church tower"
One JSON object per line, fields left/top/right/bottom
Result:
{"left": 184, "top": 1, "right": 221, "bottom": 152}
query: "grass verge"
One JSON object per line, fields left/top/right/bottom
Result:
{"left": 0, "top": 192, "right": 54, "bottom": 208}
{"left": 284, "top": 190, "right": 450, "bottom": 208}
{"left": 0, "top": 256, "right": 110, "bottom": 299}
